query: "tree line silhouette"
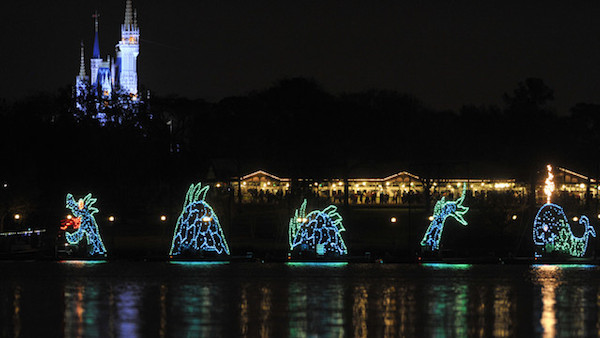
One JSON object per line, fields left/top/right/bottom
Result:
{"left": 1, "top": 77, "right": 600, "bottom": 232}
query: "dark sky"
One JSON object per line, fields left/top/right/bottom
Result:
{"left": 1, "top": 1, "right": 600, "bottom": 113}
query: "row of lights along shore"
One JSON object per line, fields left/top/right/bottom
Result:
{"left": 387, "top": 213, "right": 600, "bottom": 224}
{"left": 61, "top": 215, "right": 169, "bottom": 222}
{"left": 11, "top": 211, "right": 600, "bottom": 225}
{"left": 106, "top": 215, "right": 169, "bottom": 222}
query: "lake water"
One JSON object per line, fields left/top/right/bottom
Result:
{"left": 1, "top": 261, "right": 599, "bottom": 337}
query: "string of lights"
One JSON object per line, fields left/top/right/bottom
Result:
{"left": 289, "top": 200, "right": 348, "bottom": 256}
{"left": 64, "top": 193, "right": 107, "bottom": 256}
{"left": 533, "top": 204, "right": 596, "bottom": 257}
{"left": 169, "top": 183, "right": 230, "bottom": 256}
{"left": 420, "top": 184, "right": 469, "bottom": 252}
{"left": 533, "top": 165, "right": 596, "bottom": 258}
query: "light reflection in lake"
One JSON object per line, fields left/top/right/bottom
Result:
{"left": 259, "top": 286, "right": 271, "bottom": 338}
{"left": 288, "top": 278, "right": 345, "bottom": 337}
{"left": 493, "top": 285, "right": 513, "bottom": 337}
{"left": 1, "top": 262, "right": 600, "bottom": 336}
{"left": 13, "top": 285, "right": 21, "bottom": 338}
{"left": 531, "top": 264, "right": 598, "bottom": 337}
{"left": 114, "top": 284, "right": 142, "bottom": 337}
{"left": 352, "top": 285, "right": 368, "bottom": 338}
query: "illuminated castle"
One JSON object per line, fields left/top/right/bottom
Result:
{"left": 74, "top": 0, "right": 140, "bottom": 121}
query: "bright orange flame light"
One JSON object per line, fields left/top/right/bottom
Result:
{"left": 544, "top": 165, "right": 555, "bottom": 204}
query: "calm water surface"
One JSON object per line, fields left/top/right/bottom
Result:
{"left": 1, "top": 261, "right": 599, "bottom": 337}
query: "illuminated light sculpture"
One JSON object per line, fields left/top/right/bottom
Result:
{"left": 533, "top": 165, "right": 596, "bottom": 257}
{"left": 533, "top": 204, "right": 596, "bottom": 257}
{"left": 289, "top": 200, "right": 348, "bottom": 256}
{"left": 169, "top": 183, "right": 230, "bottom": 257}
{"left": 64, "top": 193, "right": 107, "bottom": 257}
{"left": 420, "top": 184, "right": 469, "bottom": 252}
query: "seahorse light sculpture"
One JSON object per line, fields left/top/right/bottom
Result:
{"left": 65, "top": 193, "right": 107, "bottom": 257}
{"left": 170, "top": 183, "right": 230, "bottom": 257}
{"left": 420, "top": 184, "right": 469, "bottom": 251}
{"left": 533, "top": 165, "right": 596, "bottom": 257}
{"left": 289, "top": 200, "right": 348, "bottom": 256}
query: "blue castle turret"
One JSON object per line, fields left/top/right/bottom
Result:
{"left": 74, "top": 0, "right": 141, "bottom": 123}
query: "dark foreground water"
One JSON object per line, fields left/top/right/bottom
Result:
{"left": 1, "top": 261, "right": 599, "bottom": 337}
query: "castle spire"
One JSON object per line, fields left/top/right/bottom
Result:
{"left": 124, "top": 0, "right": 133, "bottom": 27}
{"left": 92, "top": 11, "right": 101, "bottom": 59}
{"left": 133, "top": 8, "right": 137, "bottom": 28}
{"left": 79, "top": 41, "right": 86, "bottom": 77}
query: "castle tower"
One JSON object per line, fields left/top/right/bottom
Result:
{"left": 75, "top": 41, "right": 88, "bottom": 98}
{"left": 90, "top": 12, "right": 102, "bottom": 89}
{"left": 116, "top": 0, "right": 139, "bottom": 98}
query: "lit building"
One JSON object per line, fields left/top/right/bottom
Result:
{"left": 223, "top": 170, "right": 525, "bottom": 205}
{"left": 536, "top": 167, "right": 597, "bottom": 202}
{"left": 208, "top": 166, "right": 597, "bottom": 205}
{"left": 74, "top": 0, "right": 140, "bottom": 123}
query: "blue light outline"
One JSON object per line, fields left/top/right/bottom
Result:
{"left": 289, "top": 199, "right": 348, "bottom": 256}
{"left": 420, "top": 185, "right": 469, "bottom": 251}
{"left": 169, "top": 183, "right": 231, "bottom": 257}
{"left": 64, "top": 193, "right": 107, "bottom": 257}
{"left": 421, "top": 263, "right": 472, "bottom": 270}
{"left": 286, "top": 262, "right": 348, "bottom": 267}
{"left": 533, "top": 203, "right": 596, "bottom": 257}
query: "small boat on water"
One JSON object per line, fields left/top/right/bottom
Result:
{"left": 0, "top": 229, "right": 48, "bottom": 259}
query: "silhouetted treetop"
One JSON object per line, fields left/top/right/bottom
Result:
{"left": 503, "top": 78, "right": 555, "bottom": 117}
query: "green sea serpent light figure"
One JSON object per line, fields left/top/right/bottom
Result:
{"left": 289, "top": 199, "right": 348, "bottom": 256}
{"left": 420, "top": 184, "right": 469, "bottom": 252}
{"left": 169, "top": 183, "right": 230, "bottom": 257}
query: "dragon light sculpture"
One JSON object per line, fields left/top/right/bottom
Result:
{"left": 64, "top": 193, "right": 107, "bottom": 257}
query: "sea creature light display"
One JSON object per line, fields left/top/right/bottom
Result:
{"left": 533, "top": 165, "right": 596, "bottom": 257}
{"left": 289, "top": 200, "right": 348, "bottom": 256}
{"left": 64, "top": 193, "right": 107, "bottom": 257}
{"left": 169, "top": 183, "right": 230, "bottom": 257}
{"left": 533, "top": 204, "right": 595, "bottom": 257}
{"left": 420, "top": 184, "right": 469, "bottom": 252}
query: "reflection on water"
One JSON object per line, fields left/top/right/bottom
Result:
{"left": 13, "top": 285, "right": 21, "bottom": 338}
{"left": 381, "top": 285, "right": 397, "bottom": 337}
{"left": 172, "top": 284, "right": 217, "bottom": 336}
{"left": 159, "top": 284, "right": 167, "bottom": 338}
{"left": 114, "top": 284, "right": 142, "bottom": 337}
{"left": 425, "top": 284, "right": 468, "bottom": 336}
{"left": 1, "top": 262, "right": 600, "bottom": 336}
{"left": 531, "top": 264, "right": 598, "bottom": 337}
{"left": 289, "top": 279, "right": 345, "bottom": 337}
{"left": 532, "top": 265, "right": 562, "bottom": 337}
{"left": 64, "top": 282, "right": 101, "bottom": 337}
{"left": 352, "top": 285, "right": 367, "bottom": 337}
{"left": 259, "top": 286, "right": 271, "bottom": 337}
{"left": 493, "top": 285, "right": 513, "bottom": 337}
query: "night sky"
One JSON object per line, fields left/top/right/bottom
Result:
{"left": 2, "top": 1, "right": 600, "bottom": 113}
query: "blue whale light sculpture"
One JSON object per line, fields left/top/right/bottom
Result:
{"left": 533, "top": 203, "right": 596, "bottom": 258}
{"left": 533, "top": 165, "right": 596, "bottom": 258}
